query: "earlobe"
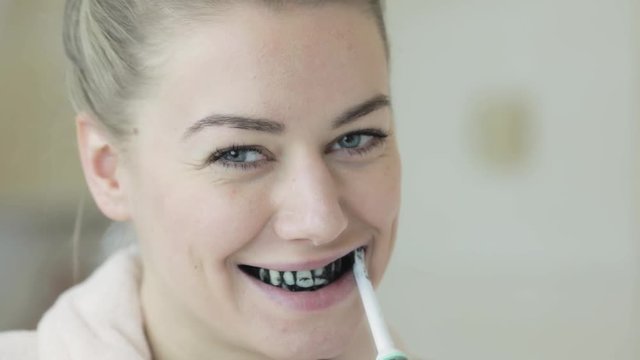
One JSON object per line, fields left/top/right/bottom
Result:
{"left": 76, "top": 113, "right": 131, "bottom": 221}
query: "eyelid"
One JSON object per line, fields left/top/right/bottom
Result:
{"left": 325, "top": 128, "right": 389, "bottom": 153}
{"left": 205, "top": 144, "right": 273, "bottom": 169}
{"left": 201, "top": 128, "right": 389, "bottom": 172}
{"left": 209, "top": 145, "right": 264, "bottom": 161}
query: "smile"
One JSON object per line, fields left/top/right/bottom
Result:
{"left": 239, "top": 252, "right": 355, "bottom": 292}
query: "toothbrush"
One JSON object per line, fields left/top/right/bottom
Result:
{"left": 353, "top": 247, "right": 409, "bottom": 360}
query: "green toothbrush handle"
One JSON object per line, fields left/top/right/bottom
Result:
{"left": 377, "top": 350, "right": 409, "bottom": 360}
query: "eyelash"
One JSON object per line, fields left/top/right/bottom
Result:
{"left": 325, "top": 128, "right": 388, "bottom": 156}
{"left": 205, "top": 128, "right": 389, "bottom": 170}
{"left": 206, "top": 145, "right": 271, "bottom": 170}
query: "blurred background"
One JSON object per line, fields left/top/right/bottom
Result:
{"left": 0, "top": 0, "right": 638, "bottom": 359}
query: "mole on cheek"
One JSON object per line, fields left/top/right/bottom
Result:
{"left": 189, "top": 247, "right": 203, "bottom": 272}
{"left": 229, "top": 188, "right": 239, "bottom": 199}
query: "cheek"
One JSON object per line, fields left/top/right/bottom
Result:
{"left": 343, "top": 157, "right": 402, "bottom": 228}
{"left": 129, "top": 165, "right": 268, "bottom": 273}
{"left": 342, "top": 156, "right": 401, "bottom": 282}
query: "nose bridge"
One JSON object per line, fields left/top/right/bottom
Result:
{"left": 273, "top": 150, "right": 347, "bottom": 245}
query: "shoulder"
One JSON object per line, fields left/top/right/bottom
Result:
{"left": 0, "top": 331, "right": 38, "bottom": 360}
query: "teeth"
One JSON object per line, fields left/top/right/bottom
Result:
{"left": 313, "top": 268, "right": 328, "bottom": 285}
{"left": 259, "top": 268, "right": 269, "bottom": 282}
{"left": 296, "top": 271, "right": 314, "bottom": 288}
{"left": 283, "top": 271, "right": 295, "bottom": 285}
{"left": 269, "top": 270, "right": 282, "bottom": 286}
{"left": 314, "top": 277, "right": 328, "bottom": 286}
{"left": 242, "top": 252, "right": 355, "bottom": 292}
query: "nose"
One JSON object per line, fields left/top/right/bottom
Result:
{"left": 272, "top": 152, "right": 348, "bottom": 246}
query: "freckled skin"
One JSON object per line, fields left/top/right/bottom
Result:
{"left": 117, "top": 3, "right": 400, "bottom": 360}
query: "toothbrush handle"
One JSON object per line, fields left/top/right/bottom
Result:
{"left": 353, "top": 249, "right": 410, "bottom": 360}
{"left": 377, "top": 350, "right": 409, "bottom": 360}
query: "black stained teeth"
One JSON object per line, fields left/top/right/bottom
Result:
{"left": 239, "top": 252, "right": 355, "bottom": 292}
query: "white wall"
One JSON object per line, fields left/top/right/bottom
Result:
{"left": 379, "top": 0, "right": 639, "bottom": 359}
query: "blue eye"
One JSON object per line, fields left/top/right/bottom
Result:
{"left": 205, "top": 129, "right": 389, "bottom": 172}
{"left": 208, "top": 145, "right": 270, "bottom": 169}
{"left": 220, "top": 149, "right": 262, "bottom": 163}
{"left": 337, "top": 134, "right": 365, "bottom": 149}
{"left": 329, "top": 129, "right": 389, "bottom": 155}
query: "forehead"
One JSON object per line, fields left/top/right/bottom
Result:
{"left": 141, "top": 3, "right": 389, "bottom": 129}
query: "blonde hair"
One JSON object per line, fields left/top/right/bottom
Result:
{"left": 62, "top": 0, "right": 388, "bottom": 140}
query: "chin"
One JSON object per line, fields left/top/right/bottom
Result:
{"left": 250, "top": 310, "right": 363, "bottom": 360}
{"left": 258, "top": 336, "right": 353, "bottom": 360}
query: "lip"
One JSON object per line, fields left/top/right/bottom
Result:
{"left": 240, "top": 245, "right": 367, "bottom": 272}
{"left": 241, "top": 265, "right": 358, "bottom": 311}
{"left": 237, "top": 243, "right": 369, "bottom": 312}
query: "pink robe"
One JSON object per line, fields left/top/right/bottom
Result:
{"left": 0, "top": 247, "right": 151, "bottom": 360}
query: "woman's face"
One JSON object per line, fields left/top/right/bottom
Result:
{"left": 121, "top": 3, "right": 400, "bottom": 359}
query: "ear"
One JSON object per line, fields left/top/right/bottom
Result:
{"left": 76, "top": 113, "right": 131, "bottom": 221}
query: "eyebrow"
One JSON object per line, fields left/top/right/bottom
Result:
{"left": 183, "top": 115, "right": 284, "bottom": 139}
{"left": 331, "top": 94, "right": 391, "bottom": 129}
{"left": 182, "top": 94, "right": 391, "bottom": 140}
